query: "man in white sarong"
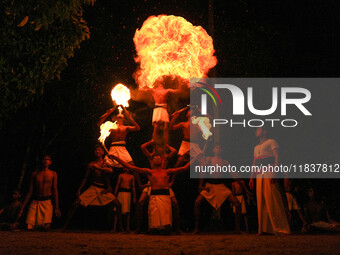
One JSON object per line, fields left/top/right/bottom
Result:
{"left": 138, "top": 76, "right": 183, "bottom": 145}
{"left": 138, "top": 140, "right": 182, "bottom": 233}
{"left": 170, "top": 108, "right": 203, "bottom": 167}
{"left": 109, "top": 152, "right": 202, "bottom": 234}
{"left": 62, "top": 145, "right": 122, "bottom": 231}
{"left": 97, "top": 105, "right": 140, "bottom": 168}
{"left": 19, "top": 155, "right": 61, "bottom": 230}
{"left": 249, "top": 127, "right": 290, "bottom": 235}
{"left": 193, "top": 144, "right": 249, "bottom": 234}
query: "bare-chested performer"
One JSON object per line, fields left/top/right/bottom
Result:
{"left": 97, "top": 105, "right": 140, "bottom": 168}
{"left": 140, "top": 77, "right": 182, "bottom": 145}
{"left": 113, "top": 167, "right": 136, "bottom": 232}
{"left": 108, "top": 153, "right": 202, "bottom": 235}
{"left": 193, "top": 144, "right": 249, "bottom": 234}
{"left": 137, "top": 139, "right": 182, "bottom": 233}
{"left": 170, "top": 107, "right": 203, "bottom": 167}
{"left": 62, "top": 145, "right": 122, "bottom": 231}
{"left": 19, "top": 155, "right": 61, "bottom": 230}
{"left": 232, "top": 180, "right": 250, "bottom": 233}
{"left": 0, "top": 190, "right": 22, "bottom": 230}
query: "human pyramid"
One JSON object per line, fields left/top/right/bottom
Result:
{"left": 58, "top": 76, "right": 243, "bottom": 235}
{"left": 17, "top": 76, "right": 297, "bottom": 236}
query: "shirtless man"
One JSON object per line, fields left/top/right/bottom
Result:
{"left": 62, "top": 145, "right": 122, "bottom": 231}
{"left": 108, "top": 153, "right": 202, "bottom": 235}
{"left": 19, "top": 155, "right": 61, "bottom": 230}
{"left": 304, "top": 187, "right": 340, "bottom": 233}
{"left": 138, "top": 139, "right": 182, "bottom": 233}
{"left": 140, "top": 139, "right": 177, "bottom": 169}
{"left": 141, "top": 77, "right": 182, "bottom": 145}
{"left": 113, "top": 168, "right": 136, "bottom": 232}
{"left": 193, "top": 144, "right": 248, "bottom": 234}
{"left": 0, "top": 190, "right": 22, "bottom": 230}
{"left": 232, "top": 180, "right": 250, "bottom": 233}
{"left": 170, "top": 108, "right": 203, "bottom": 167}
{"left": 97, "top": 105, "right": 140, "bottom": 168}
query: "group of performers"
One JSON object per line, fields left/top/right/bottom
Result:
{"left": 2, "top": 80, "right": 339, "bottom": 235}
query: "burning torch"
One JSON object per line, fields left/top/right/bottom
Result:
{"left": 111, "top": 83, "right": 131, "bottom": 115}
{"left": 98, "top": 83, "right": 131, "bottom": 153}
{"left": 191, "top": 116, "right": 213, "bottom": 140}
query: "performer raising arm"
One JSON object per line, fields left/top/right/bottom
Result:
{"left": 62, "top": 145, "right": 122, "bottom": 231}
{"left": 98, "top": 105, "right": 140, "bottom": 169}
{"left": 109, "top": 153, "right": 202, "bottom": 234}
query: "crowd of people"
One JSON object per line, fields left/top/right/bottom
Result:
{"left": 1, "top": 81, "right": 339, "bottom": 235}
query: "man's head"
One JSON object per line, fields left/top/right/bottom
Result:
{"left": 42, "top": 155, "right": 52, "bottom": 168}
{"left": 153, "top": 76, "right": 165, "bottom": 88}
{"left": 123, "top": 167, "right": 130, "bottom": 173}
{"left": 255, "top": 127, "right": 268, "bottom": 138}
{"left": 151, "top": 153, "right": 163, "bottom": 167}
{"left": 11, "top": 190, "right": 21, "bottom": 201}
{"left": 94, "top": 144, "right": 105, "bottom": 158}
{"left": 114, "top": 114, "right": 125, "bottom": 125}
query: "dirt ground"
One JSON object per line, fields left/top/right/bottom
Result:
{"left": 0, "top": 231, "right": 339, "bottom": 255}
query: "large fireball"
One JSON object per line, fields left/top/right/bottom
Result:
{"left": 133, "top": 15, "right": 217, "bottom": 88}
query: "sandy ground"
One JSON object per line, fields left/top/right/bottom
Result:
{"left": 0, "top": 231, "right": 339, "bottom": 255}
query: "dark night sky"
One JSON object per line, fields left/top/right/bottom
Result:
{"left": 0, "top": 0, "right": 339, "bottom": 225}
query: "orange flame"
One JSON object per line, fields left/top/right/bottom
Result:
{"left": 99, "top": 121, "right": 117, "bottom": 144}
{"left": 111, "top": 83, "right": 131, "bottom": 107}
{"left": 191, "top": 116, "right": 212, "bottom": 140}
{"left": 133, "top": 15, "right": 217, "bottom": 88}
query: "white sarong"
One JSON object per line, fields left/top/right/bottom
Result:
{"left": 117, "top": 191, "right": 131, "bottom": 214}
{"left": 105, "top": 141, "right": 133, "bottom": 168}
{"left": 200, "top": 183, "right": 231, "bottom": 210}
{"left": 178, "top": 140, "right": 190, "bottom": 156}
{"left": 152, "top": 104, "right": 169, "bottom": 123}
{"left": 148, "top": 190, "right": 172, "bottom": 229}
{"left": 233, "top": 195, "right": 247, "bottom": 214}
{"left": 26, "top": 199, "right": 53, "bottom": 229}
{"left": 79, "top": 185, "right": 115, "bottom": 207}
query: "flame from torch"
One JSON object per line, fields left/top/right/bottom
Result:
{"left": 98, "top": 121, "right": 118, "bottom": 153}
{"left": 111, "top": 83, "right": 131, "bottom": 114}
{"left": 191, "top": 116, "right": 212, "bottom": 140}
